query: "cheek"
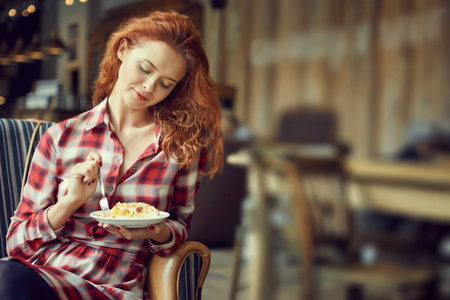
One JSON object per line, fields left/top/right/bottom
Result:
{"left": 150, "top": 89, "right": 172, "bottom": 105}
{"left": 117, "top": 67, "right": 129, "bottom": 85}
{"left": 154, "top": 92, "right": 169, "bottom": 103}
{"left": 118, "top": 63, "right": 140, "bottom": 83}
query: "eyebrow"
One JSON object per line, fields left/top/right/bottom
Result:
{"left": 143, "top": 59, "right": 178, "bottom": 84}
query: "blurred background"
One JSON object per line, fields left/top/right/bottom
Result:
{"left": 1, "top": 0, "right": 450, "bottom": 299}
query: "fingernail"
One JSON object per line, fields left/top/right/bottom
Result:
{"left": 148, "top": 225, "right": 155, "bottom": 231}
{"left": 116, "top": 226, "right": 121, "bottom": 230}
{"left": 91, "top": 179, "right": 96, "bottom": 184}
{"left": 100, "top": 162, "right": 103, "bottom": 167}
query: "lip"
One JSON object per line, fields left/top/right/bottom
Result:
{"left": 133, "top": 89, "right": 148, "bottom": 102}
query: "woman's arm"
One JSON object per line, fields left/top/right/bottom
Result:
{"left": 6, "top": 127, "right": 60, "bottom": 259}
{"left": 6, "top": 125, "right": 101, "bottom": 259}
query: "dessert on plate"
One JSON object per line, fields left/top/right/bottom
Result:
{"left": 95, "top": 202, "right": 160, "bottom": 219}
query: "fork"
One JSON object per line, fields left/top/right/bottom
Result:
{"left": 98, "top": 167, "right": 109, "bottom": 211}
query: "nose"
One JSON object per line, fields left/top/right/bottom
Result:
{"left": 142, "top": 76, "right": 156, "bottom": 93}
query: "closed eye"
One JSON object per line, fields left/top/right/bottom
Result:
{"left": 160, "top": 81, "right": 170, "bottom": 89}
{"left": 139, "top": 65, "right": 150, "bottom": 74}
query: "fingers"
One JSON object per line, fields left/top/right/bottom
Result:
{"left": 98, "top": 219, "right": 168, "bottom": 241}
{"left": 100, "top": 223, "right": 133, "bottom": 240}
{"left": 70, "top": 151, "right": 102, "bottom": 183}
{"left": 84, "top": 151, "right": 102, "bottom": 182}
{"left": 99, "top": 223, "right": 156, "bottom": 240}
{"left": 101, "top": 223, "right": 124, "bottom": 238}
{"left": 114, "top": 225, "right": 133, "bottom": 239}
{"left": 71, "top": 161, "right": 99, "bottom": 184}
{"left": 148, "top": 221, "right": 166, "bottom": 234}
{"left": 83, "top": 162, "right": 97, "bottom": 184}
{"left": 86, "top": 151, "right": 103, "bottom": 167}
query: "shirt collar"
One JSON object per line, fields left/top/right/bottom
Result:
{"left": 85, "top": 98, "right": 109, "bottom": 131}
{"left": 85, "top": 98, "right": 162, "bottom": 147}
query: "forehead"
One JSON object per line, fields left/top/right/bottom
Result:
{"left": 131, "top": 40, "right": 187, "bottom": 81}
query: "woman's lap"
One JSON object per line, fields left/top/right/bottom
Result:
{"left": 0, "top": 260, "right": 59, "bottom": 300}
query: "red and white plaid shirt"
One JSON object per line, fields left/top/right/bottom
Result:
{"left": 4, "top": 99, "right": 207, "bottom": 300}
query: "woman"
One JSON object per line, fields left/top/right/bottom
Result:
{"left": 0, "top": 11, "right": 223, "bottom": 300}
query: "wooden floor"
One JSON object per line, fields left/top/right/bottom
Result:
{"left": 202, "top": 247, "right": 302, "bottom": 300}
{"left": 202, "top": 247, "right": 449, "bottom": 300}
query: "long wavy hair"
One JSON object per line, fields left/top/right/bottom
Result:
{"left": 92, "top": 11, "right": 223, "bottom": 177}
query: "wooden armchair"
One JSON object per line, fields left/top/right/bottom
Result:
{"left": 0, "top": 118, "right": 211, "bottom": 300}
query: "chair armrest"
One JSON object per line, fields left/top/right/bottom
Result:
{"left": 146, "top": 241, "right": 211, "bottom": 300}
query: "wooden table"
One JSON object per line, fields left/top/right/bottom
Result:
{"left": 346, "top": 159, "right": 450, "bottom": 223}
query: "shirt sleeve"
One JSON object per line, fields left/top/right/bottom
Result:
{"left": 6, "top": 125, "right": 62, "bottom": 259}
{"left": 148, "top": 147, "right": 208, "bottom": 255}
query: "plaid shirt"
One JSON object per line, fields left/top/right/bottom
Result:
{"left": 4, "top": 99, "right": 207, "bottom": 300}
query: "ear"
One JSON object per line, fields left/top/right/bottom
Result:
{"left": 117, "top": 38, "right": 129, "bottom": 61}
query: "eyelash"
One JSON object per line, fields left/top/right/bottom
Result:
{"left": 139, "top": 65, "right": 150, "bottom": 74}
{"left": 139, "top": 65, "right": 170, "bottom": 89}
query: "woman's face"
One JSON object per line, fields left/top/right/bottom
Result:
{"left": 112, "top": 39, "right": 187, "bottom": 110}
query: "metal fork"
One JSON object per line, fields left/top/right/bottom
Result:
{"left": 98, "top": 167, "right": 109, "bottom": 211}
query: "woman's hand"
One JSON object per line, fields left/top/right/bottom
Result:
{"left": 48, "top": 151, "right": 102, "bottom": 230}
{"left": 99, "top": 220, "right": 172, "bottom": 243}
{"left": 64, "top": 151, "right": 102, "bottom": 208}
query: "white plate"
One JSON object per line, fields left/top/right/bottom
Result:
{"left": 90, "top": 211, "right": 170, "bottom": 228}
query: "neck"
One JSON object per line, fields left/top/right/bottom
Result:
{"left": 107, "top": 98, "right": 155, "bottom": 133}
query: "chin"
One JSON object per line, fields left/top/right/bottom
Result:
{"left": 123, "top": 98, "right": 147, "bottom": 110}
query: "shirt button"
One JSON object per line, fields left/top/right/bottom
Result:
{"left": 47, "top": 234, "right": 52, "bottom": 238}
{"left": 132, "top": 167, "right": 136, "bottom": 171}
{"left": 109, "top": 187, "right": 113, "bottom": 191}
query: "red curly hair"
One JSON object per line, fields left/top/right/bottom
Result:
{"left": 92, "top": 11, "right": 223, "bottom": 177}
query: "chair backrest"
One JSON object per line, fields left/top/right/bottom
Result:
{"left": 277, "top": 107, "right": 337, "bottom": 144}
{"left": 293, "top": 157, "right": 352, "bottom": 244}
{"left": 0, "top": 119, "right": 55, "bottom": 258}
